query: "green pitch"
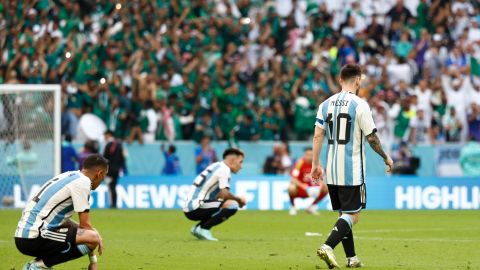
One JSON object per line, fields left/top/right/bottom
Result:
{"left": 1, "top": 210, "right": 479, "bottom": 270}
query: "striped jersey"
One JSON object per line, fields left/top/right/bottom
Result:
{"left": 183, "top": 162, "right": 231, "bottom": 212}
{"left": 315, "top": 91, "right": 377, "bottom": 186}
{"left": 15, "top": 171, "right": 91, "bottom": 239}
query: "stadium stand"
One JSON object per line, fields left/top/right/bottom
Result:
{"left": 0, "top": 0, "right": 479, "bottom": 148}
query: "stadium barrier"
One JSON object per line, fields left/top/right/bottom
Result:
{"left": 68, "top": 142, "right": 466, "bottom": 177}
{"left": 9, "top": 176, "right": 480, "bottom": 210}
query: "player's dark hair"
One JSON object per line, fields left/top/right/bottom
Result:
{"left": 340, "top": 64, "right": 362, "bottom": 81}
{"left": 223, "top": 148, "right": 244, "bottom": 159}
{"left": 104, "top": 130, "right": 114, "bottom": 136}
{"left": 83, "top": 154, "right": 109, "bottom": 170}
{"left": 304, "top": 147, "right": 312, "bottom": 152}
{"left": 168, "top": 145, "right": 176, "bottom": 153}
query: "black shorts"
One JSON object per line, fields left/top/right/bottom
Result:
{"left": 327, "top": 184, "right": 366, "bottom": 213}
{"left": 184, "top": 200, "right": 224, "bottom": 221}
{"left": 15, "top": 226, "right": 84, "bottom": 267}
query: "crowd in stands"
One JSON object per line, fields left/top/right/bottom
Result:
{"left": 1, "top": 0, "right": 480, "bottom": 149}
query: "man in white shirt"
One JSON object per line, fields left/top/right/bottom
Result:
{"left": 15, "top": 154, "right": 108, "bottom": 270}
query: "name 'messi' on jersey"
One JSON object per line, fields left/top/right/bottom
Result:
{"left": 315, "top": 91, "right": 377, "bottom": 186}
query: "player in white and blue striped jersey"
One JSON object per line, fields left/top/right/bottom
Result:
{"left": 184, "top": 148, "right": 246, "bottom": 241}
{"left": 15, "top": 154, "right": 108, "bottom": 270}
{"left": 310, "top": 64, "right": 393, "bottom": 269}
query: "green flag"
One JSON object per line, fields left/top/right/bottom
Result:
{"left": 471, "top": 56, "right": 480, "bottom": 77}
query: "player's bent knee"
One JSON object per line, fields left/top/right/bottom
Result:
{"left": 76, "top": 229, "right": 100, "bottom": 249}
{"left": 287, "top": 184, "right": 297, "bottom": 195}
{"left": 222, "top": 200, "right": 239, "bottom": 211}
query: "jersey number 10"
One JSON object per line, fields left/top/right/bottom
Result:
{"left": 326, "top": 113, "right": 352, "bottom": 145}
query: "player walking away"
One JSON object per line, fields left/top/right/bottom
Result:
{"left": 183, "top": 148, "right": 246, "bottom": 241}
{"left": 310, "top": 64, "right": 393, "bottom": 268}
{"left": 288, "top": 147, "right": 329, "bottom": 215}
{"left": 15, "top": 154, "right": 108, "bottom": 270}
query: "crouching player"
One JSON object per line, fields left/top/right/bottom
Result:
{"left": 288, "top": 147, "right": 328, "bottom": 215}
{"left": 15, "top": 154, "right": 108, "bottom": 270}
{"left": 183, "top": 148, "right": 246, "bottom": 241}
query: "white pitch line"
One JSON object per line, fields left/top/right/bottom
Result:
{"left": 355, "top": 236, "right": 477, "bottom": 243}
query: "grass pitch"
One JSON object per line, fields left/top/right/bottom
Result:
{"left": 0, "top": 210, "right": 479, "bottom": 270}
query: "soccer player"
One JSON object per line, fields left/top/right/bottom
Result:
{"left": 183, "top": 148, "right": 246, "bottom": 241}
{"left": 310, "top": 64, "right": 393, "bottom": 268}
{"left": 15, "top": 154, "right": 108, "bottom": 270}
{"left": 288, "top": 147, "right": 329, "bottom": 215}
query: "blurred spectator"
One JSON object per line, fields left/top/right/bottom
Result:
{"left": 161, "top": 144, "right": 181, "bottom": 175}
{"left": 392, "top": 141, "right": 420, "bottom": 175}
{"left": 263, "top": 143, "right": 283, "bottom": 174}
{"left": 459, "top": 137, "right": 480, "bottom": 176}
{"left": 195, "top": 136, "right": 218, "bottom": 174}
{"left": 233, "top": 114, "right": 260, "bottom": 141}
{"left": 78, "top": 140, "right": 99, "bottom": 170}
{"left": 442, "top": 107, "right": 463, "bottom": 142}
{"left": 387, "top": 0, "right": 413, "bottom": 25}
{"left": 467, "top": 103, "right": 480, "bottom": 141}
{"left": 193, "top": 112, "right": 219, "bottom": 142}
{"left": 6, "top": 140, "right": 39, "bottom": 175}
{"left": 278, "top": 142, "right": 293, "bottom": 174}
{"left": 103, "top": 130, "right": 126, "bottom": 209}
{"left": 61, "top": 134, "right": 78, "bottom": 172}
{"left": 1, "top": 0, "right": 479, "bottom": 145}
{"left": 409, "top": 109, "right": 431, "bottom": 145}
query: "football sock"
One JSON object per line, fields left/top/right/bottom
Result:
{"left": 342, "top": 229, "right": 356, "bottom": 257}
{"left": 325, "top": 214, "right": 353, "bottom": 249}
{"left": 311, "top": 189, "right": 328, "bottom": 205}
{"left": 201, "top": 203, "right": 238, "bottom": 230}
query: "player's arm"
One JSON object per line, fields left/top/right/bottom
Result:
{"left": 365, "top": 132, "right": 393, "bottom": 172}
{"left": 360, "top": 102, "right": 393, "bottom": 172}
{"left": 78, "top": 211, "right": 104, "bottom": 257}
{"left": 217, "top": 188, "right": 246, "bottom": 208}
{"left": 311, "top": 126, "right": 325, "bottom": 182}
{"left": 290, "top": 161, "right": 308, "bottom": 189}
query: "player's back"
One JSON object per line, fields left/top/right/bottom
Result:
{"left": 317, "top": 91, "right": 376, "bottom": 186}
{"left": 183, "top": 162, "right": 231, "bottom": 212}
{"left": 15, "top": 171, "right": 91, "bottom": 238}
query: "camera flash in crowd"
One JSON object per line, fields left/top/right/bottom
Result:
{"left": 116, "top": 3, "right": 122, "bottom": 10}
{"left": 65, "top": 52, "right": 71, "bottom": 59}
{"left": 100, "top": 78, "right": 106, "bottom": 84}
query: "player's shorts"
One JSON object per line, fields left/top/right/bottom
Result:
{"left": 327, "top": 183, "right": 366, "bottom": 213}
{"left": 15, "top": 226, "right": 85, "bottom": 266}
{"left": 297, "top": 186, "right": 321, "bottom": 198}
{"left": 184, "top": 200, "right": 225, "bottom": 221}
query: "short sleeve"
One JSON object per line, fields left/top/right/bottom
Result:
{"left": 218, "top": 168, "right": 230, "bottom": 189}
{"left": 315, "top": 102, "right": 326, "bottom": 129}
{"left": 290, "top": 159, "right": 303, "bottom": 178}
{"left": 359, "top": 102, "right": 377, "bottom": 136}
{"left": 69, "top": 179, "right": 91, "bottom": 212}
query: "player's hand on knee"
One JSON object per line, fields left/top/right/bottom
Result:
{"left": 77, "top": 228, "right": 103, "bottom": 253}
{"left": 239, "top": 196, "right": 246, "bottom": 208}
